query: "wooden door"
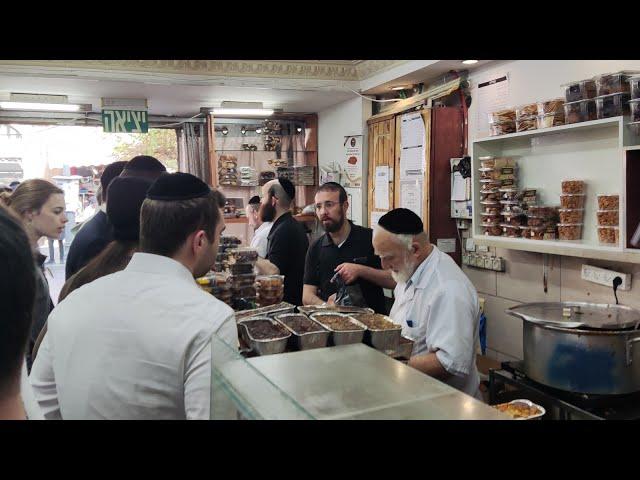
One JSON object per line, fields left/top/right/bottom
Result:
{"left": 367, "top": 115, "right": 396, "bottom": 227}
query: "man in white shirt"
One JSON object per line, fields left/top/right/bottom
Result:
{"left": 247, "top": 195, "right": 272, "bottom": 258}
{"left": 372, "top": 208, "right": 481, "bottom": 398}
{"left": 30, "top": 173, "right": 238, "bottom": 420}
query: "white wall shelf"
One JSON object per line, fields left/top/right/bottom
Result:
{"left": 472, "top": 115, "right": 640, "bottom": 263}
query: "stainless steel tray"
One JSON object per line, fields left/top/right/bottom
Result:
{"left": 274, "top": 313, "right": 330, "bottom": 351}
{"left": 297, "top": 305, "right": 374, "bottom": 316}
{"left": 350, "top": 313, "right": 402, "bottom": 354}
{"left": 309, "top": 312, "right": 366, "bottom": 346}
{"left": 237, "top": 316, "right": 291, "bottom": 356}
{"left": 506, "top": 302, "right": 640, "bottom": 330}
{"left": 395, "top": 336, "right": 415, "bottom": 359}
{"left": 235, "top": 302, "right": 296, "bottom": 322}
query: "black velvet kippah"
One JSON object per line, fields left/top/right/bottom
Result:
{"left": 124, "top": 155, "right": 167, "bottom": 173}
{"left": 378, "top": 208, "right": 424, "bottom": 235}
{"left": 248, "top": 195, "right": 261, "bottom": 205}
{"left": 278, "top": 177, "right": 295, "bottom": 201}
{"left": 146, "top": 172, "right": 210, "bottom": 201}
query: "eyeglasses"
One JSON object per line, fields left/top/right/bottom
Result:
{"left": 315, "top": 201, "right": 340, "bottom": 210}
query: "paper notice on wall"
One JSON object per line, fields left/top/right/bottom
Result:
{"left": 370, "top": 210, "right": 385, "bottom": 228}
{"left": 398, "top": 112, "right": 425, "bottom": 219}
{"left": 451, "top": 171, "right": 467, "bottom": 201}
{"left": 437, "top": 238, "right": 457, "bottom": 253}
{"left": 400, "top": 179, "right": 422, "bottom": 219}
{"left": 476, "top": 72, "right": 510, "bottom": 136}
{"left": 374, "top": 166, "right": 390, "bottom": 210}
{"left": 342, "top": 135, "right": 363, "bottom": 188}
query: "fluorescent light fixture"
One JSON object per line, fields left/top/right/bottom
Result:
{"left": 212, "top": 108, "right": 274, "bottom": 116}
{"left": 0, "top": 101, "right": 88, "bottom": 112}
{"left": 390, "top": 85, "right": 411, "bottom": 91}
{"left": 462, "top": 60, "right": 478, "bottom": 65}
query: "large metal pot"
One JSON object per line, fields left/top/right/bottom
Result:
{"left": 507, "top": 302, "right": 640, "bottom": 395}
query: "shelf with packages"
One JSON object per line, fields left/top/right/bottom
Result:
{"left": 472, "top": 115, "right": 640, "bottom": 263}
{"left": 217, "top": 150, "right": 316, "bottom": 153}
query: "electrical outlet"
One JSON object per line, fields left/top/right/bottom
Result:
{"left": 477, "top": 245, "right": 489, "bottom": 253}
{"left": 581, "top": 265, "right": 632, "bottom": 291}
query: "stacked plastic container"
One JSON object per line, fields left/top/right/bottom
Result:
{"left": 526, "top": 205, "right": 559, "bottom": 240}
{"left": 238, "top": 166, "right": 258, "bottom": 187}
{"left": 227, "top": 247, "right": 259, "bottom": 310}
{"left": 558, "top": 180, "right": 586, "bottom": 241}
{"left": 536, "top": 98, "right": 565, "bottom": 128}
{"left": 215, "top": 235, "right": 242, "bottom": 272}
{"left": 488, "top": 109, "right": 516, "bottom": 136}
{"left": 196, "top": 272, "right": 233, "bottom": 307}
{"left": 218, "top": 155, "right": 238, "bottom": 186}
{"left": 596, "top": 194, "right": 620, "bottom": 246}
{"left": 255, "top": 275, "right": 285, "bottom": 307}
{"left": 478, "top": 156, "right": 517, "bottom": 236}
{"left": 515, "top": 103, "right": 538, "bottom": 133}
{"left": 593, "top": 71, "right": 637, "bottom": 119}
{"left": 562, "top": 79, "right": 597, "bottom": 124}
{"left": 629, "top": 75, "right": 640, "bottom": 136}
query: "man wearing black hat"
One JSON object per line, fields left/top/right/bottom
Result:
{"left": 247, "top": 195, "right": 272, "bottom": 258}
{"left": 373, "top": 208, "right": 481, "bottom": 398}
{"left": 255, "top": 178, "right": 309, "bottom": 305}
{"left": 303, "top": 182, "right": 395, "bottom": 313}
{"left": 65, "top": 161, "right": 127, "bottom": 279}
{"left": 30, "top": 173, "right": 237, "bottom": 420}
{"left": 120, "top": 155, "right": 167, "bottom": 181}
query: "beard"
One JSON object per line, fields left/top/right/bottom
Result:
{"left": 259, "top": 200, "right": 276, "bottom": 223}
{"left": 390, "top": 257, "right": 418, "bottom": 284}
{"left": 321, "top": 211, "right": 345, "bottom": 233}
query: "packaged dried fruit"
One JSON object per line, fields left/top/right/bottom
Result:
{"left": 501, "top": 224, "right": 520, "bottom": 237}
{"left": 529, "top": 226, "right": 546, "bottom": 240}
{"left": 501, "top": 212, "right": 524, "bottom": 226}
{"left": 255, "top": 275, "right": 284, "bottom": 289}
{"left": 536, "top": 113, "right": 565, "bottom": 129}
{"left": 480, "top": 201, "right": 501, "bottom": 215}
{"left": 557, "top": 223, "right": 583, "bottom": 241}
{"left": 516, "top": 116, "right": 537, "bottom": 132}
{"left": 537, "top": 98, "right": 565, "bottom": 115}
{"left": 480, "top": 192, "right": 499, "bottom": 202}
{"left": 227, "top": 248, "right": 259, "bottom": 264}
{"left": 520, "top": 226, "right": 531, "bottom": 238}
{"left": 516, "top": 103, "right": 538, "bottom": 120}
{"left": 562, "top": 79, "right": 597, "bottom": 102}
{"left": 597, "top": 210, "right": 619, "bottom": 226}
{"left": 594, "top": 71, "right": 639, "bottom": 96}
{"left": 526, "top": 216, "right": 549, "bottom": 227}
{"left": 597, "top": 194, "right": 619, "bottom": 210}
{"left": 489, "top": 109, "right": 516, "bottom": 123}
{"left": 560, "top": 194, "right": 585, "bottom": 209}
{"left": 595, "top": 93, "right": 631, "bottom": 119}
{"left": 561, "top": 180, "right": 585, "bottom": 194}
{"left": 558, "top": 209, "right": 584, "bottom": 224}
{"left": 479, "top": 157, "right": 515, "bottom": 169}
{"left": 490, "top": 121, "right": 516, "bottom": 136}
{"left": 499, "top": 187, "right": 519, "bottom": 201}
{"left": 483, "top": 225, "right": 503, "bottom": 236}
{"left": 480, "top": 212, "right": 501, "bottom": 223}
{"left": 563, "top": 99, "right": 597, "bottom": 124}
{"left": 231, "top": 273, "right": 257, "bottom": 288}
{"left": 598, "top": 226, "right": 619, "bottom": 245}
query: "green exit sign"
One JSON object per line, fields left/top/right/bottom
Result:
{"left": 102, "top": 109, "right": 148, "bottom": 133}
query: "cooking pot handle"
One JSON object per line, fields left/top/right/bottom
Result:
{"left": 626, "top": 337, "right": 640, "bottom": 366}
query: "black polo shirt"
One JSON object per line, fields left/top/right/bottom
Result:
{"left": 266, "top": 211, "right": 309, "bottom": 306}
{"left": 304, "top": 222, "right": 386, "bottom": 314}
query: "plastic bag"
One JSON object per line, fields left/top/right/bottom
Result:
{"left": 333, "top": 273, "right": 368, "bottom": 308}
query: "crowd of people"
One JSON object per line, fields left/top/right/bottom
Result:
{"left": 0, "top": 154, "right": 482, "bottom": 420}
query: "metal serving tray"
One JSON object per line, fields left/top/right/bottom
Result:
{"left": 274, "top": 313, "right": 330, "bottom": 351}
{"left": 297, "top": 305, "right": 374, "bottom": 316}
{"left": 350, "top": 313, "right": 402, "bottom": 354}
{"left": 237, "top": 316, "right": 291, "bottom": 356}
{"left": 235, "top": 302, "right": 296, "bottom": 322}
{"left": 309, "top": 312, "right": 367, "bottom": 346}
{"left": 394, "top": 336, "right": 415, "bottom": 359}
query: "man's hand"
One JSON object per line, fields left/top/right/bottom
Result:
{"left": 327, "top": 293, "right": 337, "bottom": 305}
{"left": 334, "top": 263, "right": 362, "bottom": 285}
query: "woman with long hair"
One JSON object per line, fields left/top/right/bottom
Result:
{"left": 31, "top": 176, "right": 152, "bottom": 361}
{"left": 0, "top": 179, "right": 67, "bottom": 372}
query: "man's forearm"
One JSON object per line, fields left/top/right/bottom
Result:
{"left": 408, "top": 352, "right": 451, "bottom": 380}
{"left": 302, "top": 285, "right": 324, "bottom": 306}
{"left": 256, "top": 257, "right": 280, "bottom": 275}
{"left": 359, "top": 266, "right": 396, "bottom": 289}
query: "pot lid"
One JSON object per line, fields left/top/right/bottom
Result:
{"left": 506, "top": 302, "right": 640, "bottom": 330}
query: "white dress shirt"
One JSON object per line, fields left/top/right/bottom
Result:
{"left": 30, "top": 252, "right": 238, "bottom": 420}
{"left": 390, "top": 246, "right": 481, "bottom": 397}
{"left": 250, "top": 221, "right": 273, "bottom": 258}
{"left": 21, "top": 361, "right": 44, "bottom": 420}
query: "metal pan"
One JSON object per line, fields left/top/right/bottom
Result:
{"left": 237, "top": 317, "right": 291, "bottom": 356}
{"left": 309, "top": 312, "right": 367, "bottom": 346}
{"left": 274, "top": 313, "right": 330, "bottom": 351}
{"left": 235, "top": 302, "right": 296, "bottom": 322}
{"left": 394, "top": 336, "right": 415, "bottom": 359}
{"left": 350, "top": 313, "right": 402, "bottom": 354}
{"left": 297, "top": 305, "right": 374, "bottom": 316}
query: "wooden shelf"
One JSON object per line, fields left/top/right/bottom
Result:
{"left": 473, "top": 235, "right": 640, "bottom": 264}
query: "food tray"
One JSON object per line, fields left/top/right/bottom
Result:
{"left": 351, "top": 313, "right": 402, "bottom": 353}
{"left": 274, "top": 313, "right": 330, "bottom": 351}
{"left": 309, "top": 312, "right": 366, "bottom": 346}
{"left": 492, "top": 399, "right": 546, "bottom": 420}
{"left": 297, "top": 305, "right": 375, "bottom": 316}
{"left": 394, "top": 335, "right": 415, "bottom": 359}
{"left": 237, "top": 317, "right": 291, "bottom": 356}
{"left": 235, "top": 302, "right": 296, "bottom": 321}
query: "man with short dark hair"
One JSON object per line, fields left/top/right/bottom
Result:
{"left": 120, "top": 155, "right": 167, "bottom": 181}
{"left": 255, "top": 178, "right": 308, "bottom": 305}
{"left": 31, "top": 173, "right": 238, "bottom": 420}
{"left": 303, "top": 182, "right": 395, "bottom": 313}
{"left": 247, "top": 195, "right": 272, "bottom": 258}
{"left": 65, "top": 161, "right": 127, "bottom": 279}
{"left": 0, "top": 208, "right": 36, "bottom": 419}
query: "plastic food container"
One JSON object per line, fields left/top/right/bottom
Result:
{"left": 490, "top": 121, "right": 516, "bottom": 136}
{"left": 516, "top": 103, "right": 538, "bottom": 120}
{"left": 562, "top": 79, "right": 597, "bottom": 102}
{"left": 536, "top": 113, "right": 565, "bottom": 129}
{"left": 501, "top": 224, "right": 520, "bottom": 237}
{"left": 231, "top": 273, "right": 257, "bottom": 288}
{"left": 597, "top": 194, "right": 619, "bottom": 210}
{"left": 630, "top": 121, "right": 640, "bottom": 136}
{"left": 631, "top": 75, "right": 640, "bottom": 99}
{"left": 516, "top": 116, "right": 537, "bottom": 132}
{"left": 501, "top": 211, "right": 524, "bottom": 226}
{"left": 558, "top": 209, "right": 584, "bottom": 224}
{"left": 483, "top": 225, "right": 503, "bottom": 236}
{"left": 529, "top": 226, "right": 546, "bottom": 240}
{"left": 228, "top": 247, "right": 259, "bottom": 264}
{"left": 558, "top": 223, "right": 583, "bottom": 240}
{"left": 480, "top": 191, "right": 499, "bottom": 202}
{"left": 543, "top": 226, "right": 558, "bottom": 240}
{"left": 233, "top": 285, "right": 257, "bottom": 298}
{"left": 489, "top": 109, "right": 516, "bottom": 124}
{"left": 480, "top": 201, "right": 501, "bottom": 215}
{"left": 594, "top": 71, "right": 639, "bottom": 96}
{"left": 526, "top": 205, "right": 558, "bottom": 219}
{"left": 499, "top": 187, "right": 519, "bottom": 201}
{"left": 520, "top": 226, "right": 531, "bottom": 238}
{"left": 595, "top": 93, "right": 631, "bottom": 119}
{"left": 537, "top": 98, "right": 565, "bottom": 115}
{"left": 479, "top": 167, "right": 517, "bottom": 181}
{"left": 561, "top": 180, "right": 585, "bottom": 194}
{"left": 630, "top": 99, "right": 640, "bottom": 122}
{"left": 598, "top": 226, "right": 619, "bottom": 245}
{"left": 255, "top": 275, "right": 284, "bottom": 289}
{"left": 526, "top": 216, "right": 549, "bottom": 227}
{"left": 230, "top": 263, "right": 255, "bottom": 275}
{"left": 597, "top": 210, "right": 619, "bottom": 226}
{"left": 560, "top": 194, "right": 585, "bottom": 209}
{"left": 563, "top": 99, "right": 597, "bottom": 124}
{"left": 480, "top": 212, "right": 501, "bottom": 223}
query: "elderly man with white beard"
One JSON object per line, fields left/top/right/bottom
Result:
{"left": 372, "top": 208, "right": 481, "bottom": 398}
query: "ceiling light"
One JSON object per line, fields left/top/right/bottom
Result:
{"left": 390, "top": 85, "right": 411, "bottom": 91}
{"left": 462, "top": 60, "right": 478, "bottom": 65}
{"left": 212, "top": 108, "right": 274, "bottom": 116}
{"left": 221, "top": 126, "right": 229, "bottom": 135}
{"left": 255, "top": 127, "right": 262, "bottom": 134}
{"left": 0, "top": 101, "right": 90, "bottom": 112}
{"left": 296, "top": 126, "right": 303, "bottom": 133}
{"left": 241, "top": 126, "right": 247, "bottom": 135}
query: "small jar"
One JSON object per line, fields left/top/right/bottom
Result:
{"left": 557, "top": 223, "right": 583, "bottom": 241}
{"left": 597, "top": 210, "right": 619, "bottom": 226}
{"left": 598, "top": 226, "right": 619, "bottom": 245}
{"left": 560, "top": 194, "right": 585, "bottom": 209}
{"left": 561, "top": 180, "right": 585, "bottom": 194}
{"left": 597, "top": 194, "right": 619, "bottom": 210}
{"left": 558, "top": 209, "right": 585, "bottom": 224}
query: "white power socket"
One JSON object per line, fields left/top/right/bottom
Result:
{"left": 581, "top": 265, "right": 632, "bottom": 291}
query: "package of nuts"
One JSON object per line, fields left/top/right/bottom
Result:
{"left": 501, "top": 224, "right": 520, "bottom": 238}
{"left": 562, "top": 79, "right": 597, "bottom": 102}
{"left": 483, "top": 225, "right": 503, "bottom": 236}
{"left": 490, "top": 121, "right": 517, "bottom": 136}
{"left": 597, "top": 226, "right": 619, "bottom": 245}
{"left": 560, "top": 194, "right": 586, "bottom": 209}
{"left": 557, "top": 223, "right": 583, "bottom": 241}
{"left": 520, "top": 226, "right": 531, "bottom": 238}
{"left": 481, "top": 201, "right": 501, "bottom": 215}
{"left": 479, "top": 157, "right": 516, "bottom": 169}
{"left": 529, "top": 226, "right": 547, "bottom": 240}
{"left": 537, "top": 98, "right": 565, "bottom": 115}
{"left": 481, "top": 212, "right": 501, "bottom": 223}
{"left": 558, "top": 209, "right": 585, "bottom": 224}
{"left": 536, "top": 113, "right": 565, "bottom": 129}
{"left": 516, "top": 116, "right": 537, "bottom": 132}
{"left": 480, "top": 191, "right": 500, "bottom": 202}
{"left": 597, "top": 194, "right": 619, "bottom": 210}
{"left": 501, "top": 211, "right": 524, "bottom": 226}
{"left": 597, "top": 210, "right": 619, "bottom": 226}
{"left": 489, "top": 109, "right": 516, "bottom": 124}
{"left": 563, "top": 99, "right": 597, "bottom": 124}
{"left": 561, "top": 180, "right": 585, "bottom": 194}
{"left": 527, "top": 216, "right": 549, "bottom": 227}
{"left": 499, "top": 187, "right": 519, "bottom": 201}
{"left": 516, "top": 103, "right": 538, "bottom": 120}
